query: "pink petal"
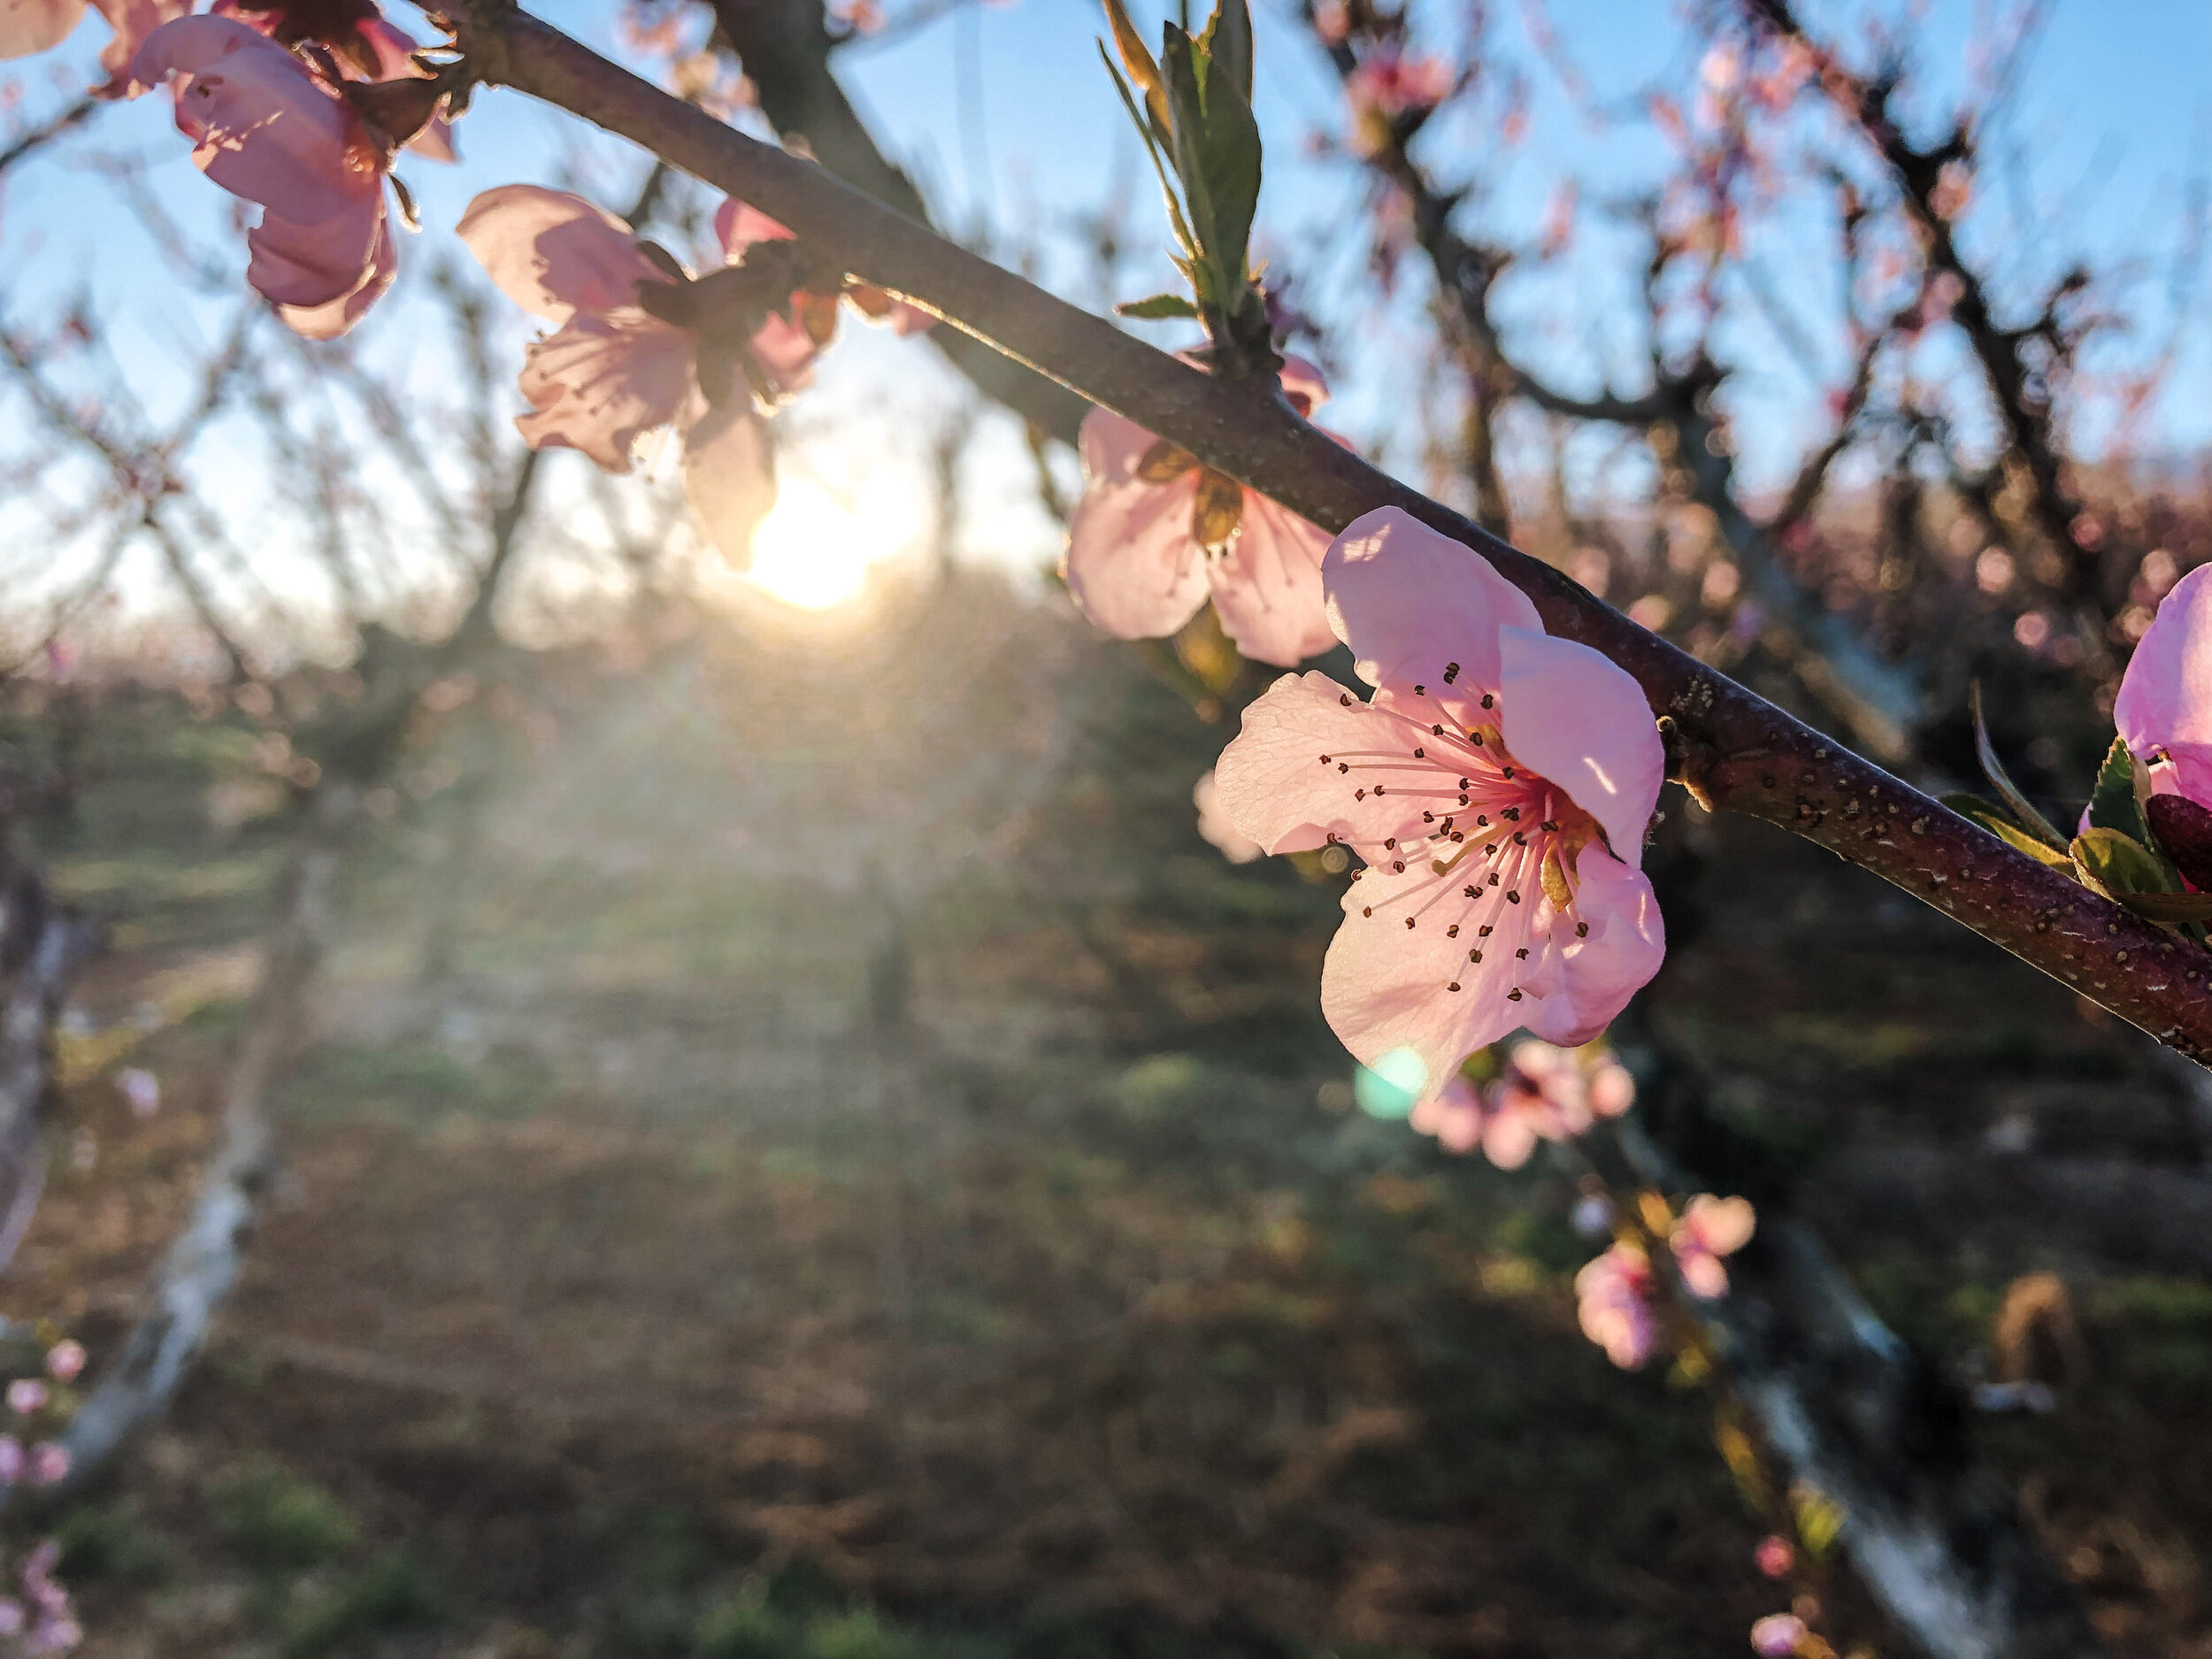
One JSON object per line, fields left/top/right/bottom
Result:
{"left": 1682, "top": 1193, "right": 1756, "bottom": 1256}
{"left": 2117, "top": 562, "right": 2212, "bottom": 796}
{"left": 1194, "top": 769, "right": 1263, "bottom": 864}
{"left": 457, "top": 184, "right": 666, "bottom": 325}
{"left": 0, "top": 0, "right": 86, "bottom": 61}
{"left": 1205, "top": 493, "right": 1338, "bottom": 667}
{"left": 274, "top": 208, "right": 393, "bottom": 339}
{"left": 515, "top": 311, "right": 703, "bottom": 472}
{"left": 1279, "top": 353, "right": 1328, "bottom": 414}
{"left": 715, "top": 196, "right": 793, "bottom": 258}
{"left": 1212, "top": 671, "right": 1433, "bottom": 855}
{"left": 248, "top": 188, "right": 382, "bottom": 308}
{"left": 1063, "top": 407, "right": 1210, "bottom": 643}
{"left": 1498, "top": 624, "right": 1663, "bottom": 867}
{"left": 1589, "top": 1061, "right": 1635, "bottom": 1116}
{"left": 1323, "top": 506, "right": 1541, "bottom": 695}
{"left": 90, "top": 0, "right": 182, "bottom": 94}
{"left": 682, "top": 399, "right": 777, "bottom": 564}
{"left": 748, "top": 311, "right": 820, "bottom": 394}
{"left": 1318, "top": 861, "right": 1526, "bottom": 1088}
{"left": 1515, "top": 850, "right": 1665, "bottom": 1048}
{"left": 1678, "top": 1248, "right": 1730, "bottom": 1299}
{"left": 1481, "top": 1106, "right": 1539, "bottom": 1169}
{"left": 135, "top": 17, "right": 366, "bottom": 219}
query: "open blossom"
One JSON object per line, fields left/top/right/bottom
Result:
{"left": 1215, "top": 508, "right": 1665, "bottom": 1094}
{"left": 715, "top": 197, "right": 933, "bottom": 360}
{"left": 1345, "top": 48, "right": 1452, "bottom": 153}
{"left": 1750, "top": 1614, "right": 1808, "bottom": 1657}
{"left": 1576, "top": 1244, "right": 1656, "bottom": 1368}
{"left": 459, "top": 184, "right": 779, "bottom": 562}
{"left": 1193, "top": 770, "right": 1262, "bottom": 864}
{"left": 132, "top": 15, "right": 396, "bottom": 338}
{"left": 1409, "top": 1042, "right": 1633, "bottom": 1168}
{"left": 2115, "top": 562, "right": 2212, "bottom": 885}
{"left": 1065, "top": 357, "right": 1340, "bottom": 669}
{"left": 1670, "top": 1193, "right": 1755, "bottom": 1298}
{"left": 215, "top": 0, "right": 457, "bottom": 160}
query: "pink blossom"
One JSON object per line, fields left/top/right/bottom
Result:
{"left": 1463, "top": 1039, "right": 1636, "bottom": 1168}
{"left": 1345, "top": 48, "right": 1452, "bottom": 124}
{"left": 1194, "top": 769, "right": 1263, "bottom": 865}
{"left": 1670, "top": 1193, "right": 1756, "bottom": 1299}
{"left": 26, "top": 1444, "right": 67, "bottom": 1486}
{"left": 6, "top": 1380, "right": 48, "bottom": 1416}
{"left": 1755, "top": 1535, "right": 1794, "bottom": 1578}
{"left": 1408, "top": 1071, "right": 1485, "bottom": 1154}
{"left": 214, "top": 1, "right": 457, "bottom": 160}
{"left": 116, "top": 1066, "right": 159, "bottom": 1117}
{"left": 1214, "top": 508, "right": 1665, "bottom": 1090}
{"left": 1064, "top": 357, "right": 1340, "bottom": 667}
{"left": 459, "top": 184, "right": 778, "bottom": 564}
{"left": 42, "top": 1343, "right": 83, "bottom": 1384}
{"left": 1750, "top": 1614, "right": 1807, "bottom": 1657}
{"left": 715, "top": 197, "right": 933, "bottom": 349}
{"left": 2116, "top": 562, "right": 2212, "bottom": 807}
{"left": 132, "top": 15, "right": 396, "bottom": 338}
{"left": 1575, "top": 1243, "right": 1656, "bottom": 1368}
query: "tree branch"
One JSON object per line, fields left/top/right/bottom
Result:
{"left": 451, "top": 3, "right": 2212, "bottom": 1062}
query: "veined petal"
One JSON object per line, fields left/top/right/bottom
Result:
{"left": 1063, "top": 407, "right": 1209, "bottom": 642}
{"left": 2118, "top": 563, "right": 2212, "bottom": 780}
{"left": 682, "top": 399, "right": 776, "bottom": 564}
{"left": 1214, "top": 671, "right": 1437, "bottom": 855}
{"left": 1324, "top": 506, "right": 1541, "bottom": 694}
{"left": 1498, "top": 624, "right": 1663, "bottom": 866}
{"left": 458, "top": 183, "right": 665, "bottom": 325}
{"left": 1515, "top": 851, "right": 1664, "bottom": 1048}
{"left": 515, "top": 311, "right": 702, "bottom": 472}
{"left": 1206, "top": 492, "right": 1338, "bottom": 667}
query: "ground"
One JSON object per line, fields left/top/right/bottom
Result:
{"left": 1, "top": 579, "right": 2207, "bottom": 1657}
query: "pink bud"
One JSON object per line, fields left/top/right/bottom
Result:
{"left": 42, "top": 1344, "right": 82, "bottom": 1384}
{"left": 1755, "top": 1535, "right": 1794, "bottom": 1578}
{"left": 6, "top": 1381, "right": 47, "bottom": 1416}
{"left": 27, "top": 1445, "right": 67, "bottom": 1487}
{"left": 1750, "top": 1614, "right": 1807, "bottom": 1657}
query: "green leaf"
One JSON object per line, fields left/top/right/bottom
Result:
{"left": 1115, "top": 293, "right": 1202, "bottom": 319}
{"left": 2072, "top": 826, "right": 2179, "bottom": 899}
{"left": 1969, "top": 681, "right": 2068, "bottom": 852}
{"left": 2113, "top": 890, "right": 2212, "bottom": 923}
{"left": 1197, "top": 0, "right": 1253, "bottom": 103}
{"left": 1194, "top": 52, "right": 1263, "bottom": 302}
{"left": 1097, "top": 43, "right": 1199, "bottom": 262}
{"left": 2088, "top": 736, "right": 2150, "bottom": 841}
{"left": 1942, "top": 793, "right": 2073, "bottom": 868}
{"left": 1161, "top": 30, "right": 1217, "bottom": 273}
{"left": 1099, "top": 0, "right": 1171, "bottom": 141}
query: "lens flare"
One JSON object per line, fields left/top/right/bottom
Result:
{"left": 745, "top": 476, "right": 920, "bottom": 611}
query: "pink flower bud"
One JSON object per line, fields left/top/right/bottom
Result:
{"left": 1755, "top": 1535, "right": 1794, "bottom": 1578}
{"left": 42, "top": 1344, "right": 82, "bottom": 1384}
{"left": 6, "top": 1381, "right": 47, "bottom": 1416}
{"left": 1750, "top": 1613, "right": 1807, "bottom": 1657}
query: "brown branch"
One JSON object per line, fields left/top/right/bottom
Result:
{"left": 451, "top": 3, "right": 2212, "bottom": 1061}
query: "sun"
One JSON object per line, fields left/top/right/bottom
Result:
{"left": 744, "top": 475, "right": 923, "bottom": 610}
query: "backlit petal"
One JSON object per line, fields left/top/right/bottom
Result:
{"left": 1498, "top": 624, "right": 1663, "bottom": 866}
{"left": 458, "top": 183, "right": 665, "bottom": 325}
{"left": 1063, "top": 407, "right": 1209, "bottom": 642}
{"left": 1205, "top": 493, "right": 1338, "bottom": 667}
{"left": 1324, "top": 506, "right": 1541, "bottom": 694}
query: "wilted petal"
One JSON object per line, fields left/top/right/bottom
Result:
{"left": 2118, "top": 563, "right": 2212, "bottom": 804}
{"left": 1324, "top": 506, "right": 1541, "bottom": 694}
{"left": 683, "top": 398, "right": 776, "bottom": 564}
{"left": 1063, "top": 407, "right": 1209, "bottom": 642}
{"left": 1206, "top": 492, "right": 1338, "bottom": 667}
{"left": 516, "top": 311, "right": 703, "bottom": 472}
{"left": 1499, "top": 624, "right": 1663, "bottom": 866}
{"left": 1213, "top": 671, "right": 1432, "bottom": 856}
{"left": 457, "top": 183, "right": 666, "bottom": 324}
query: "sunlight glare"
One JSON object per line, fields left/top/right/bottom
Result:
{"left": 745, "top": 477, "right": 921, "bottom": 611}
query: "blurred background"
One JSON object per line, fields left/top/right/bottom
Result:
{"left": 0, "top": 1, "right": 2206, "bottom": 1655}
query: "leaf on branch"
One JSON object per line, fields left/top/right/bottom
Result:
{"left": 2112, "top": 889, "right": 2212, "bottom": 924}
{"left": 1098, "top": 43, "right": 1200, "bottom": 264}
{"left": 2071, "top": 826, "right": 2179, "bottom": 902}
{"left": 1941, "top": 794, "right": 2071, "bottom": 868}
{"left": 1116, "top": 293, "right": 1202, "bottom": 319}
{"left": 1100, "top": 0, "right": 1171, "bottom": 141}
{"left": 1968, "top": 681, "right": 2068, "bottom": 853}
{"left": 1197, "top": 0, "right": 1253, "bottom": 104}
{"left": 2088, "top": 735, "right": 2151, "bottom": 843}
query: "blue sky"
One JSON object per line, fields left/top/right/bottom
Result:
{"left": 1, "top": 0, "right": 2208, "bottom": 618}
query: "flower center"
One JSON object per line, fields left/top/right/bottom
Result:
{"left": 1133, "top": 440, "right": 1245, "bottom": 551}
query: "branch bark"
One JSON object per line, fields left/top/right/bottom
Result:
{"left": 449, "top": 2, "right": 2212, "bottom": 1060}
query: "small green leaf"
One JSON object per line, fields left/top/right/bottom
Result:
{"left": 1197, "top": 0, "right": 1253, "bottom": 103}
{"left": 1942, "top": 794, "right": 2073, "bottom": 868}
{"left": 1115, "top": 293, "right": 1202, "bottom": 319}
{"left": 2088, "top": 736, "right": 2150, "bottom": 842}
{"left": 1193, "top": 56, "right": 1263, "bottom": 311}
{"left": 1161, "top": 31, "right": 1218, "bottom": 275}
{"left": 2114, "top": 890, "right": 2212, "bottom": 923}
{"left": 1969, "top": 681, "right": 2068, "bottom": 852}
{"left": 2072, "top": 826, "right": 2179, "bottom": 899}
{"left": 1097, "top": 43, "right": 1199, "bottom": 262}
